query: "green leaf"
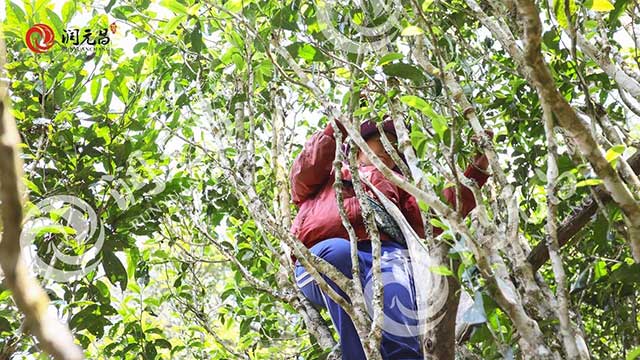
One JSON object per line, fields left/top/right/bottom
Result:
{"left": 95, "top": 280, "right": 110, "bottom": 300}
{"left": 576, "top": 178, "right": 603, "bottom": 187}
{"left": 0, "top": 317, "right": 11, "bottom": 333}
{"left": 133, "top": 42, "right": 147, "bottom": 54}
{"left": 160, "top": 0, "right": 188, "bottom": 14}
{"left": 225, "top": 0, "right": 245, "bottom": 13}
{"left": 594, "top": 260, "right": 608, "bottom": 280}
{"left": 286, "top": 43, "right": 327, "bottom": 62}
{"left": 589, "top": 0, "right": 615, "bottom": 11}
{"left": 103, "top": 85, "right": 113, "bottom": 108}
{"left": 240, "top": 318, "right": 251, "bottom": 335}
{"left": 23, "top": 178, "right": 41, "bottom": 195}
{"left": 352, "top": 11, "right": 364, "bottom": 25}
{"left": 164, "top": 14, "right": 187, "bottom": 35}
{"left": 91, "top": 79, "right": 101, "bottom": 104}
{"left": 553, "top": 0, "right": 577, "bottom": 28}
{"left": 145, "top": 343, "right": 157, "bottom": 359}
{"left": 155, "top": 339, "right": 172, "bottom": 349}
{"left": 429, "top": 265, "right": 454, "bottom": 276}
{"left": 431, "top": 115, "right": 448, "bottom": 140}
{"left": 298, "top": 44, "right": 317, "bottom": 61}
{"left": 410, "top": 130, "right": 428, "bottom": 157}
{"left": 190, "top": 25, "right": 203, "bottom": 52}
{"left": 45, "top": 8, "right": 64, "bottom": 35}
{"left": 422, "top": 0, "right": 434, "bottom": 11}
{"left": 605, "top": 144, "right": 625, "bottom": 165}
{"left": 378, "top": 53, "right": 404, "bottom": 66}
{"left": 105, "top": 0, "right": 116, "bottom": 12}
{"left": 610, "top": 263, "right": 640, "bottom": 285}
{"left": 609, "top": 0, "right": 629, "bottom": 25}
{"left": 400, "top": 95, "right": 448, "bottom": 138}
{"left": 353, "top": 107, "right": 371, "bottom": 117}
{"left": 429, "top": 218, "right": 448, "bottom": 230}
{"left": 103, "top": 251, "right": 128, "bottom": 291}
{"left": 400, "top": 95, "right": 429, "bottom": 110}
{"left": 627, "top": 346, "right": 640, "bottom": 360}
{"left": 382, "top": 63, "right": 426, "bottom": 84}
{"left": 8, "top": 2, "right": 26, "bottom": 25}
{"left": 112, "top": 5, "right": 134, "bottom": 20}
{"left": 0, "top": 289, "right": 12, "bottom": 302}
{"left": 271, "top": 6, "right": 298, "bottom": 31}
{"left": 34, "top": 224, "right": 76, "bottom": 237}
{"left": 61, "top": 0, "right": 76, "bottom": 23}
{"left": 417, "top": 199, "right": 430, "bottom": 213}
{"left": 401, "top": 25, "right": 424, "bottom": 36}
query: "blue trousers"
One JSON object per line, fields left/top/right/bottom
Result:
{"left": 295, "top": 238, "right": 423, "bottom": 360}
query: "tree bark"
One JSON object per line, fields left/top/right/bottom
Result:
{"left": 0, "top": 39, "right": 84, "bottom": 360}
{"left": 528, "top": 151, "right": 640, "bottom": 271}
{"left": 515, "top": 0, "right": 640, "bottom": 262}
{"left": 423, "top": 256, "right": 460, "bottom": 360}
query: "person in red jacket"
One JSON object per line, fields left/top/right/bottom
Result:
{"left": 291, "top": 119, "right": 490, "bottom": 359}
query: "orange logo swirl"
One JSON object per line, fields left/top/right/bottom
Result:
{"left": 25, "top": 23, "right": 55, "bottom": 53}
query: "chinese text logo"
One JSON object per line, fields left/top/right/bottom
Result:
{"left": 25, "top": 22, "right": 116, "bottom": 53}
{"left": 62, "top": 28, "right": 111, "bottom": 47}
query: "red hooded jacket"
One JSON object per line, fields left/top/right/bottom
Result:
{"left": 290, "top": 124, "right": 489, "bottom": 250}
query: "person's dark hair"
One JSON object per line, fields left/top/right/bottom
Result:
{"left": 341, "top": 118, "right": 408, "bottom": 175}
{"left": 359, "top": 118, "right": 396, "bottom": 141}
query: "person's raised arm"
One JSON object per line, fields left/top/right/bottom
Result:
{"left": 433, "top": 131, "right": 493, "bottom": 235}
{"left": 290, "top": 122, "right": 346, "bottom": 206}
{"left": 441, "top": 153, "right": 490, "bottom": 216}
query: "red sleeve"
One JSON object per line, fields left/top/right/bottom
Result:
{"left": 290, "top": 124, "right": 338, "bottom": 206}
{"left": 434, "top": 163, "right": 490, "bottom": 234}
{"left": 367, "top": 169, "right": 400, "bottom": 205}
{"left": 400, "top": 192, "right": 425, "bottom": 238}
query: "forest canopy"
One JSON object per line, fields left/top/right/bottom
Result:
{"left": 1, "top": 0, "right": 640, "bottom": 359}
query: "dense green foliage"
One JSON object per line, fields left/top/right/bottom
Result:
{"left": 1, "top": 0, "right": 640, "bottom": 358}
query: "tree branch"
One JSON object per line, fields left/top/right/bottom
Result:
{"left": 528, "top": 151, "right": 640, "bottom": 270}
{"left": 515, "top": 0, "right": 640, "bottom": 262}
{"left": 0, "top": 40, "right": 84, "bottom": 360}
{"left": 542, "top": 96, "right": 580, "bottom": 358}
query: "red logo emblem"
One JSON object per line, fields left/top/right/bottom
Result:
{"left": 25, "top": 24, "right": 55, "bottom": 53}
{"left": 109, "top": 22, "right": 117, "bottom": 34}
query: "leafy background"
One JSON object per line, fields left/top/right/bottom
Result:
{"left": 1, "top": 0, "right": 640, "bottom": 358}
